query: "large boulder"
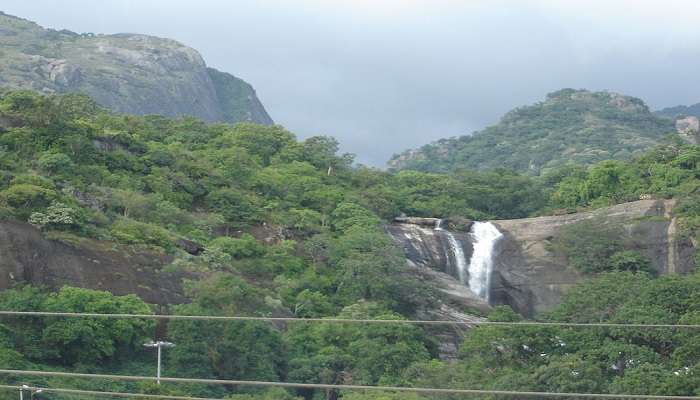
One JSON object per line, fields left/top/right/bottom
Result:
{"left": 0, "top": 220, "right": 191, "bottom": 305}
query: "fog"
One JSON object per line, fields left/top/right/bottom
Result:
{"left": 3, "top": 0, "right": 700, "bottom": 165}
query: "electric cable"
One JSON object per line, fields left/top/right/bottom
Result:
{"left": 0, "top": 384, "right": 224, "bottom": 399}
{"left": 1, "top": 369, "right": 699, "bottom": 399}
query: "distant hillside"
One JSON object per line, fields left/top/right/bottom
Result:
{"left": 389, "top": 89, "right": 675, "bottom": 174}
{"left": 656, "top": 102, "right": 700, "bottom": 119}
{"left": 0, "top": 11, "right": 272, "bottom": 124}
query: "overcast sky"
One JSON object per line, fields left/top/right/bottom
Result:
{"left": 3, "top": 0, "right": 700, "bottom": 165}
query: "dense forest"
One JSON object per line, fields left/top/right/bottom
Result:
{"left": 389, "top": 89, "right": 676, "bottom": 175}
{"left": 0, "top": 90, "right": 699, "bottom": 398}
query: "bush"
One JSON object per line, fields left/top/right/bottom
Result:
{"left": 37, "top": 150, "right": 73, "bottom": 174}
{"left": 550, "top": 219, "right": 624, "bottom": 274}
{"left": 0, "top": 183, "right": 56, "bottom": 219}
{"left": 608, "top": 250, "right": 654, "bottom": 274}
{"left": 28, "top": 201, "right": 77, "bottom": 230}
{"left": 110, "top": 218, "right": 174, "bottom": 250}
{"left": 209, "top": 234, "right": 266, "bottom": 259}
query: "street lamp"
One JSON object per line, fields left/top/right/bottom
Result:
{"left": 143, "top": 340, "right": 176, "bottom": 385}
{"left": 19, "top": 385, "right": 42, "bottom": 400}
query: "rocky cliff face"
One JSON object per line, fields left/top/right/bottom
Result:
{"left": 386, "top": 220, "right": 490, "bottom": 312}
{"left": 674, "top": 116, "right": 700, "bottom": 144}
{"left": 386, "top": 220, "right": 488, "bottom": 360}
{"left": 492, "top": 199, "right": 695, "bottom": 316}
{"left": 389, "top": 200, "right": 696, "bottom": 317}
{"left": 0, "top": 220, "right": 190, "bottom": 305}
{"left": 0, "top": 12, "right": 272, "bottom": 125}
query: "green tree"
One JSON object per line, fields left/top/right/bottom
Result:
{"left": 608, "top": 250, "right": 653, "bottom": 274}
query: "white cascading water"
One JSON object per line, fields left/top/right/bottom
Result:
{"left": 467, "top": 222, "right": 503, "bottom": 302}
{"left": 435, "top": 219, "right": 468, "bottom": 285}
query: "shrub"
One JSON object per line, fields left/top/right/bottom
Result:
{"left": 550, "top": 219, "right": 624, "bottom": 274}
{"left": 37, "top": 150, "right": 73, "bottom": 174}
{"left": 28, "top": 201, "right": 77, "bottom": 230}
{"left": 0, "top": 183, "right": 56, "bottom": 219}
{"left": 209, "top": 234, "right": 266, "bottom": 259}
{"left": 110, "top": 218, "right": 174, "bottom": 250}
{"left": 608, "top": 250, "right": 654, "bottom": 275}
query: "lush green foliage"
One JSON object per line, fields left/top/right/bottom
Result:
{"left": 0, "top": 286, "right": 153, "bottom": 365}
{"left": 401, "top": 272, "right": 700, "bottom": 397}
{"left": 0, "top": 89, "right": 699, "bottom": 399}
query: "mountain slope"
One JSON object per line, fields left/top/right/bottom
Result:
{"left": 0, "top": 11, "right": 272, "bottom": 124}
{"left": 389, "top": 89, "right": 675, "bottom": 174}
{"left": 656, "top": 102, "right": 700, "bottom": 119}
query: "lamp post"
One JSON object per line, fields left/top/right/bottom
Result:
{"left": 143, "top": 340, "right": 176, "bottom": 384}
{"left": 19, "top": 385, "right": 42, "bottom": 400}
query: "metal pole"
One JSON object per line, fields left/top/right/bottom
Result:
{"left": 157, "top": 344, "right": 162, "bottom": 385}
{"left": 19, "top": 388, "right": 23, "bottom": 400}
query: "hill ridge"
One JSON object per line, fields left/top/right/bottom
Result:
{"left": 389, "top": 88, "right": 675, "bottom": 174}
{"left": 0, "top": 11, "right": 273, "bottom": 125}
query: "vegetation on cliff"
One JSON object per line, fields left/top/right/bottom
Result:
{"left": 0, "top": 88, "right": 698, "bottom": 398}
{"left": 389, "top": 89, "right": 675, "bottom": 174}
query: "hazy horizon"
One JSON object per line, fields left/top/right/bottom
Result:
{"left": 3, "top": 0, "right": 700, "bottom": 166}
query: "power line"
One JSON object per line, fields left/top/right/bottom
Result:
{"left": 0, "top": 369, "right": 699, "bottom": 399}
{"left": 0, "top": 384, "right": 223, "bottom": 400}
{"left": 1, "top": 311, "right": 699, "bottom": 329}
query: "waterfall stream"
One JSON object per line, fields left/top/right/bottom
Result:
{"left": 467, "top": 222, "right": 503, "bottom": 302}
{"left": 434, "top": 220, "right": 502, "bottom": 302}
{"left": 435, "top": 220, "right": 468, "bottom": 285}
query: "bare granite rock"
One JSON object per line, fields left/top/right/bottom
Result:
{"left": 492, "top": 199, "right": 696, "bottom": 316}
{"left": 675, "top": 116, "right": 700, "bottom": 144}
{"left": 0, "top": 12, "right": 272, "bottom": 125}
{"left": 0, "top": 220, "right": 192, "bottom": 305}
{"left": 389, "top": 200, "right": 696, "bottom": 317}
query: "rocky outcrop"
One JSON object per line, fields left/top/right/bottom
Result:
{"left": 675, "top": 116, "right": 700, "bottom": 144}
{"left": 676, "top": 116, "right": 700, "bottom": 134}
{"left": 387, "top": 221, "right": 488, "bottom": 360}
{"left": 0, "top": 12, "right": 272, "bottom": 125}
{"left": 492, "top": 199, "right": 696, "bottom": 316}
{"left": 389, "top": 200, "right": 696, "bottom": 318}
{"left": 386, "top": 223, "right": 474, "bottom": 281}
{"left": 0, "top": 220, "right": 191, "bottom": 304}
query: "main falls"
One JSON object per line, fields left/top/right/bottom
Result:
{"left": 466, "top": 221, "right": 503, "bottom": 302}
{"left": 434, "top": 219, "right": 503, "bottom": 302}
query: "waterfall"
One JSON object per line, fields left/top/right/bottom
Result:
{"left": 429, "top": 219, "right": 503, "bottom": 302}
{"left": 435, "top": 220, "right": 468, "bottom": 285}
{"left": 467, "top": 222, "right": 503, "bottom": 302}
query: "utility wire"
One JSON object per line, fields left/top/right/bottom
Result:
{"left": 0, "top": 369, "right": 699, "bottom": 399}
{"left": 0, "top": 384, "right": 223, "bottom": 400}
{"left": 1, "top": 311, "right": 699, "bottom": 329}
